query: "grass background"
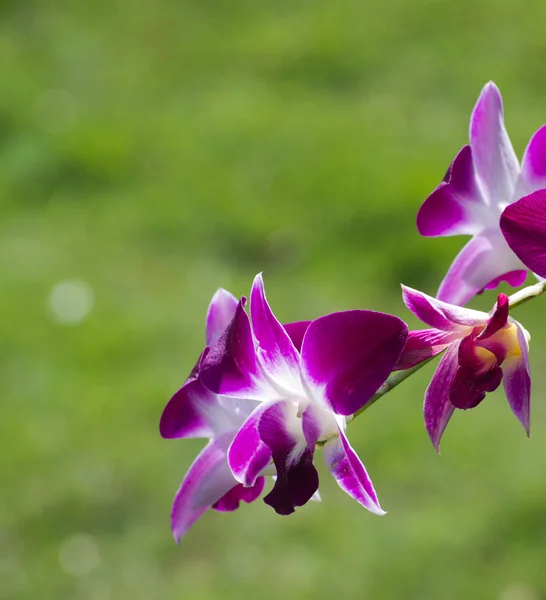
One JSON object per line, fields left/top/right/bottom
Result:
{"left": 3, "top": 1, "right": 546, "bottom": 598}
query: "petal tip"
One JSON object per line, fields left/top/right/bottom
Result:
{"left": 478, "top": 80, "right": 502, "bottom": 105}
{"left": 252, "top": 272, "right": 265, "bottom": 287}
{"left": 370, "top": 505, "right": 387, "bottom": 516}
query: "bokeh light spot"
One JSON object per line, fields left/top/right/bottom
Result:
{"left": 48, "top": 280, "right": 94, "bottom": 325}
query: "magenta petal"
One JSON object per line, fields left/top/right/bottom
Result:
{"left": 250, "top": 274, "right": 302, "bottom": 393}
{"left": 283, "top": 321, "right": 312, "bottom": 353}
{"left": 160, "top": 379, "right": 218, "bottom": 439}
{"left": 501, "top": 190, "right": 546, "bottom": 278}
{"left": 424, "top": 341, "right": 460, "bottom": 452}
{"left": 401, "top": 285, "right": 487, "bottom": 329}
{"left": 200, "top": 298, "right": 273, "bottom": 400}
{"left": 212, "top": 477, "right": 266, "bottom": 512}
{"left": 259, "top": 401, "right": 319, "bottom": 516}
{"left": 227, "top": 402, "right": 274, "bottom": 487}
{"left": 482, "top": 270, "right": 527, "bottom": 291}
{"left": 396, "top": 329, "right": 459, "bottom": 370}
{"left": 479, "top": 293, "right": 510, "bottom": 340}
{"left": 171, "top": 435, "right": 236, "bottom": 541}
{"left": 436, "top": 231, "right": 524, "bottom": 306}
{"left": 323, "top": 428, "right": 384, "bottom": 515}
{"left": 516, "top": 125, "right": 546, "bottom": 198}
{"left": 469, "top": 81, "right": 519, "bottom": 206}
{"left": 417, "top": 145, "right": 485, "bottom": 237}
{"left": 206, "top": 288, "right": 239, "bottom": 348}
{"left": 503, "top": 322, "right": 531, "bottom": 435}
{"left": 301, "top": 310, "right": 408, "bottom": 416}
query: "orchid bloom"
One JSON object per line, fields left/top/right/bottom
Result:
{"left": 501, "top": 189, "right": 546, "bottom": 279}
{"left": 160, "top": 289, "right": 265, "bottom": 541}
{"left": 200, "top": 274, "right": 408, "bottom": 516}
{"left": 399, "top": 286, "right": 531, "bottom": 451}
{"left": 417, "top": 81, "right": 546, "bottom": 306}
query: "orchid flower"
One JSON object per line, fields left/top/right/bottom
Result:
{"left": 160, "top": 289, "right": 265, "bottom": 541}
{"left": 200, "top": 274, "right": 408, "bottom": 516}
{"left": 417, "top": 81, "right": 546, "bottom": 306}
{"left": 399, "top": 286, "right": 531, "bottom": 451}
{"left": 501, "top": 189, "right": 546, "bottom": 279}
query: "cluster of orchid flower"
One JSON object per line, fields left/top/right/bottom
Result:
{"left": 160, "top": 82, "right": 546, "bottom": 541}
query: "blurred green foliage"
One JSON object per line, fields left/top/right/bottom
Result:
{"left": 3, "top": 1, "right": 546, "bottom": 599}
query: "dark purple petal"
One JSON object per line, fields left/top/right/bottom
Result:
{"left": 301, "top": 310, "right": 407, "bottom": 416}
{"left": 171, "top": 435, "right": 236, "bottom": 541}
{"left": 160, "top": 379, "right": 218, "bottom": 439}
{"left": 259, "top": 401, "right": 319, "bottom": 516}
{"left": 283, "top": 321, "right": 312, "bottom": 353}
{"left": 323, "top": 428, "right": 384, "bottom": 515}
{"left": 503, "top": 322, "right": 531, "bottom": 435}
{"left": 436, "top": 231, "right": 525, "bottom": 306}
{"left": 479, "top": 293, "right": 510, "bottom": 340}
{"left": 227, "top": 402, "right": 274, "bottom": 487}
{"left": 211, "top": 477, "right": 266, "bottom": 512}
{"left": 401, "top": 285, "right": 487, "bottom": 330}
{"left": 206, "top": 288, "right": 239, "bottom": 348}
{"left": 450, "top": 366, "right": 503, "bottom": 409}
{"left": 396, "top": 329, "right": 459, "bottom": 370}
{"left": 417, "top": 145, "right": 486, "bottom": 237}
{"left": 250, "top": 274, "right": 302, "bottom": 393}
{"left": 469, "top": 81, "right": 519, "bottom": 206}
{"left": 516, "top": 125, "right": 546, "bottom": 198}
{"left": 501, "top": 190, "right": 546, "bottom": 278}
{"left": 450, "top": 334, "right": 503, "bottom": 409}
{"left": 424, "top": 341, "right": 460, "bottom": 452}
{"left": 200, "top": 298, "right": 275, "bottom": 400}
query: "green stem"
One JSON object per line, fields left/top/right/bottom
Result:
{"left": 351, "top": 279, "right": 546, "bottom": 422}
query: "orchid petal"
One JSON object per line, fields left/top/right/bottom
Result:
{"left": 503, "top": 321, "right": 531, "bottom": 435}
{"left": 160, "top": 379, "right": 218, "bottom": 439}
{"left": 206, "top": 288, "right": 239, "bottom": 348}
{"left": 436, "top": 231, "right": 525, "bottom": 306}
{"left": 515, "top": 125, "right": 546, "bottom": 199}
{"left": 482, "top": 269, "right": 528, "bottom": 292}
{"left": 211, "top": 477, "right": 266, "bottom": 512}
{"left": 250, "top": 274, "right": 303, "bottom": 395}
{"left": 396, "top": 329, "right": 458, "bottom": 370}
{"left": 210, "top": 397, "right": 260, "bottom": 437}
{"left": 283, "top": 320, "right": 312, "bottom": 353}
{"left": 470, "top": 82, "right": 519, "bottom": 206}
{"left": 401, "top": 285, "right": 487, "bottom": 329}
{"left": 259, "top": 401, "right": 319, "bottom": 515}
{"left": 227, "top": 401, "right": 275, "bottom": 487}
{"left": 301, "top": 310, "right": 408, "bottom": 416}
{"left": 450, "top": 335, "right": 502, "bottom": 409}
{"left": 310, "top": 489, "right": 322, "bottom": 502}
{"left": 501, "top": 190, "right": 546, "bottom": 278}
{"left": 424, "top": 341, "right": 460, "bottom": 452}
{"left": 417, "top": 145, "right": 487, "bottom": 237}
{"left": 479, "top": 293, "right": 509, "bottom": 340}
{"left": 171, "top": 435, "right": 236, "bottom": 541}
{"left": 200, "top": 298, "right": 277, "bottom": 400}
{"left": 323, "top": 428, "right": 385, "bottom": 515}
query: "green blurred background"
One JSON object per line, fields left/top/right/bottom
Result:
{"left": 3, "top": 1, "right": 546, "bottom": 599}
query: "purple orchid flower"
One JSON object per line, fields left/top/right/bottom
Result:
{"left": 500, "top": 189, "right": 546, "bottom": 279}
{"left": 160, "top": 289, "right": 267, "bottom": 541}
{"left": 417, "top": 81, "right": 546, "bottom": 306}
{"left": 200, "top": 274, "right": 408, "bottom": 516}
{"left": 400, "top": 285, "right": 531, "bottom": 451}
